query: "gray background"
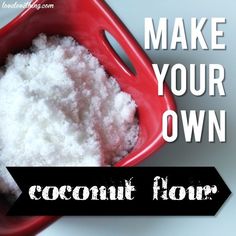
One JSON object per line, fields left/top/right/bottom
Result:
{"left": 0, "top": 0, "right": 235, "bottom": 235}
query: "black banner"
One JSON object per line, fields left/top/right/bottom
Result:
{"left": 7, "top": 167, "right": 231, "bottom": 216}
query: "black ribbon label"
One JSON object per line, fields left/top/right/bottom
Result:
{"left": 7, "top": 167, "right": 231, "bottom": 216}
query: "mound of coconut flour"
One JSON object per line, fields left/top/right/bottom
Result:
{"left": 0, "top": 34, "right": 138, "bottom": 197}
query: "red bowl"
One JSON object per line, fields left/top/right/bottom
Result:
{"left": 0, "top": 0, "right": 176, "bottom": 235}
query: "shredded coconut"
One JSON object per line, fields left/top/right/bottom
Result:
{"left": 0, "top": 34, "right": 138, "bottom": 197}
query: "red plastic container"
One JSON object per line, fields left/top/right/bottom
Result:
{"left": 0, "top": 0, "right": 176, "bottom": 235}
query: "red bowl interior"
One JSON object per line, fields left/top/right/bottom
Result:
{"left": 0, "top": 0, "right": 176, "bottom": 235}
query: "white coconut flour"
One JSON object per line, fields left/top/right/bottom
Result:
{"left": 0, "top": 34, "right": 138, "bottom": 197}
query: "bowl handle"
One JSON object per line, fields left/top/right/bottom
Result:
{"left": 92, "top": 0, "right": 157, "bottom": 89}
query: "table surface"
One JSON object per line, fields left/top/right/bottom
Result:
{"left": 0, "top": 0, "right": 235, "bottom": 235}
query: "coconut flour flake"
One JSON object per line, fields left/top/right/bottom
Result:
{"left": 0, "top": 34, "right": 138, "bottom": 197}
